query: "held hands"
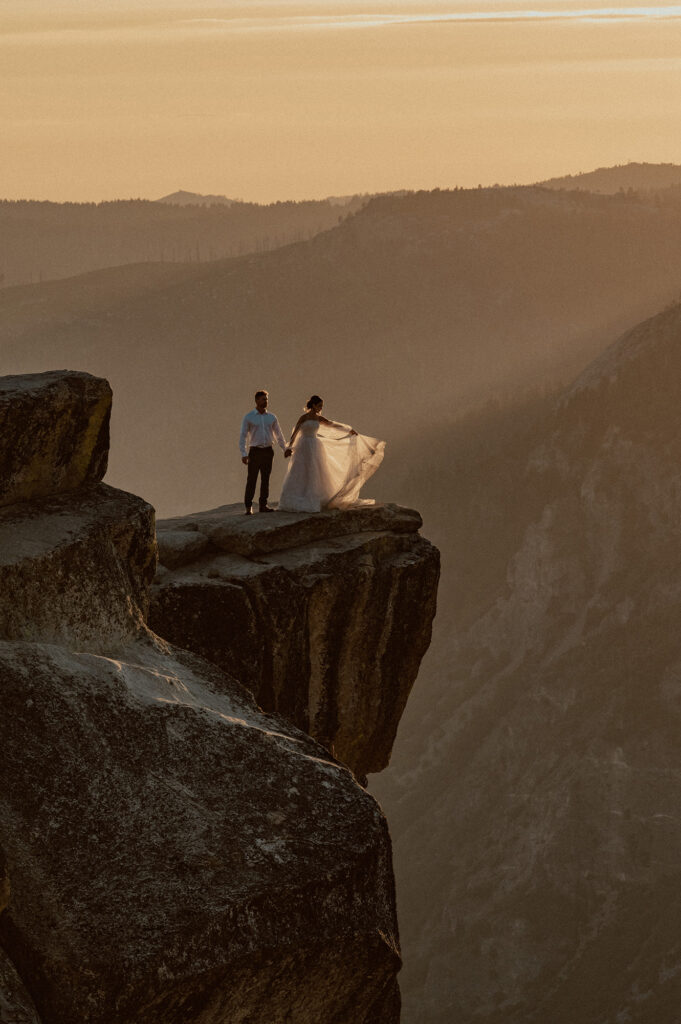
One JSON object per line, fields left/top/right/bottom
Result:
{"left": 349, "top": 429, "right": 358, "bottom": 436}
{"left": 284, "top": 447, "right": 293, "bottom": 458}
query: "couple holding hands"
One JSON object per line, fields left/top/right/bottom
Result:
{"left": 239, "top": 390, "right": 385, "bottom": 515}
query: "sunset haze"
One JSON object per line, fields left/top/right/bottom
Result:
{"left": 4, "top": 0, "right": 681, "bottom": 201}
{"left": 6, "top": 3, "right": 681, "bottom": 1022}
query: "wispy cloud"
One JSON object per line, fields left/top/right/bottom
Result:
{"left": 176, "top": 4, "right": 681, "bottom": 31}
{"left": 4, "top": 2, "right": 681, "bottom": 45}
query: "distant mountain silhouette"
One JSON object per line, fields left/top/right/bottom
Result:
{"left": 6, "top": 185, "right": 681, "bottom": 514}
{"left": 155, "top": 190, "right": 373, "bottom": 207}
{"left": 323, "top": 194, "right": 364, "bottom": 206}
{"left": 373, "top": 298, "right": 681, "bottom": 1022}
{"left": 540, "top": 161, "right": 681, "bottom": 193}
{"left": 156, "top": 190, "right": 236, "bottom": 206}
{"left": 0, "top": 195, "right": 368, "bottom": 288}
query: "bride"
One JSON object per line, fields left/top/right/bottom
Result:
{"left": 278, "top": 395, "right": 385, "bottom": 514}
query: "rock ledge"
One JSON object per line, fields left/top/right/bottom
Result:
{"left": 151, "top": 502, "right": 440, "bottom": 778}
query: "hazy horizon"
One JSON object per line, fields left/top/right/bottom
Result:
{"left": 5, "top": 0, "right": 681, "bottom": 203}
{"left": 0, "top": 162, "right": 675, "bottom": 207}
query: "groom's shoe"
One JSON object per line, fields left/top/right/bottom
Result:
{"left": 244, "top": 507, "right": 254, "bottom": 516}
{"left": 259, "top": 505, "right": 274, "bottom": 513}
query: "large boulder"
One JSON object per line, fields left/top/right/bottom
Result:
{"left": 0, "top": 640, "right": 400, "bottom": 1024}
{"left": 150, "top": 503, "right": 440, "bottom": 778}
{"left": 0, "top": 371, "right": 111, "bottom": 507}
{"left": 0, "top": 372, "right": 405, "bottom": 1024}
{"left": 0, "top": 484, "right": 156, "bottom": 647}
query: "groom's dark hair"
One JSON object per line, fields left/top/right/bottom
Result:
{"left": 255, "top": 390, "right": 268, "bottom": 401}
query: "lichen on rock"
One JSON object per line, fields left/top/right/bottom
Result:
{"left": 0, "top": 371, "right": 111, "bottom": 507}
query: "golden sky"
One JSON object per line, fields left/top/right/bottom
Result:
{"left": 4, "top": 1, "right": 681, "bottom": 201}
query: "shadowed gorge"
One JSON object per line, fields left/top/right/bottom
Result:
{"left": 372, "top": 300, "right": 681, "bottom": 1022}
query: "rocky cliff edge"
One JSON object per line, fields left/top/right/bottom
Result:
{"left": 150, "top": 502, "right": 439, "bottom": 780}
{"left": 0, "top": 371, "right": 438, "bottom": 1024}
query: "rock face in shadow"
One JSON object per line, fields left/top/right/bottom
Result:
{"left": 375, "top": 302, "right": 681, "bottom": 1024}
{"left": 149, "top": 503, "right": 440, "bottom": 778}
{"left": 1, "top": 945, "right": 41, "bottom": 1024}
{"left": 0, "top": 642, "right": 400, "bottom": 1024}
{"left": 0, "top": 371, "right": 110, "bottom": 507}
{"left": 0, "top": 372, "right": 408, "bottom": 1024}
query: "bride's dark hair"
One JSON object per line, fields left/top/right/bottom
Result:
{"left": 305, "top": 395, "right": 323, "bottom": 410}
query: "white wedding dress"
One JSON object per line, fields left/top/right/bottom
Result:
{"left": 278, "top": 419, "right": 385, "bottom": 513}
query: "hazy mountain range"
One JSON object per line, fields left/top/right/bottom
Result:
{"left": 156, "top": 190, "right": 237, "bottom": 206}
{"left": 4, "top": 165, "right": 681, "bottom": 1021}
{"left": 4, "top": 163, "right": 681, "bottom": 290}
{"left": 155, "top": 190, "right": 361, "bottom": 208}
{"left": 0, "top": 194, "right": 368, "bottom": 288}
{"left": 539, "top": 160, "right": 681, "bottom": 194}
{"left": 6, "top": 182, "right": 681, "bottom": 517}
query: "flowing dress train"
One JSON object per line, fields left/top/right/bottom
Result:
{"left": 278, "top": 419, "right": 385, "bottom": 513}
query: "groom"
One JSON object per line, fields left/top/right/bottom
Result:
{"left": 239, "top": 390, "right": 291, "bottom": 515}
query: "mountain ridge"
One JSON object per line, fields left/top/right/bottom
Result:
{"left": 5, "top": 185, "right": 681, "bottom": 515}
{"left": 156, "top": 190, "right": 236, "bottom": 206}
{"left": 539, "top": 160, "right": 681, "bottom": 193}
{"left": 0, "top": 194, "right": 367, "bottom": 289}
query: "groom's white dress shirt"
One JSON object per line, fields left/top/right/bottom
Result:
{"left": 239, "top": 409, "right": 287, "bottom": 458}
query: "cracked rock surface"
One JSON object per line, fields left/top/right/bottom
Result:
{"left": 150, "top": 503, "right": 440, "bottom": 778}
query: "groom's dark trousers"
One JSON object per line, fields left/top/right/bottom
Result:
{"left": 245, "top": 445, "right": 274, "bottom": 509}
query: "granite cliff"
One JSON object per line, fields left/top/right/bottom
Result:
{"left": 0, "top": 371, "right": 438, "bottom": 1024}
{"left": 149, "top": 503, "right": 439, "bottom": 781}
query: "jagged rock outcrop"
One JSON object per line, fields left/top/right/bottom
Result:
{"left": 0, "top": 371, "right": 410, "bottom": 1024}
{"left": 149, "top": 504, "right": 440, "bottom": 778}
{"left": 0, "top": 371, "right": 110, "bottom": 507}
